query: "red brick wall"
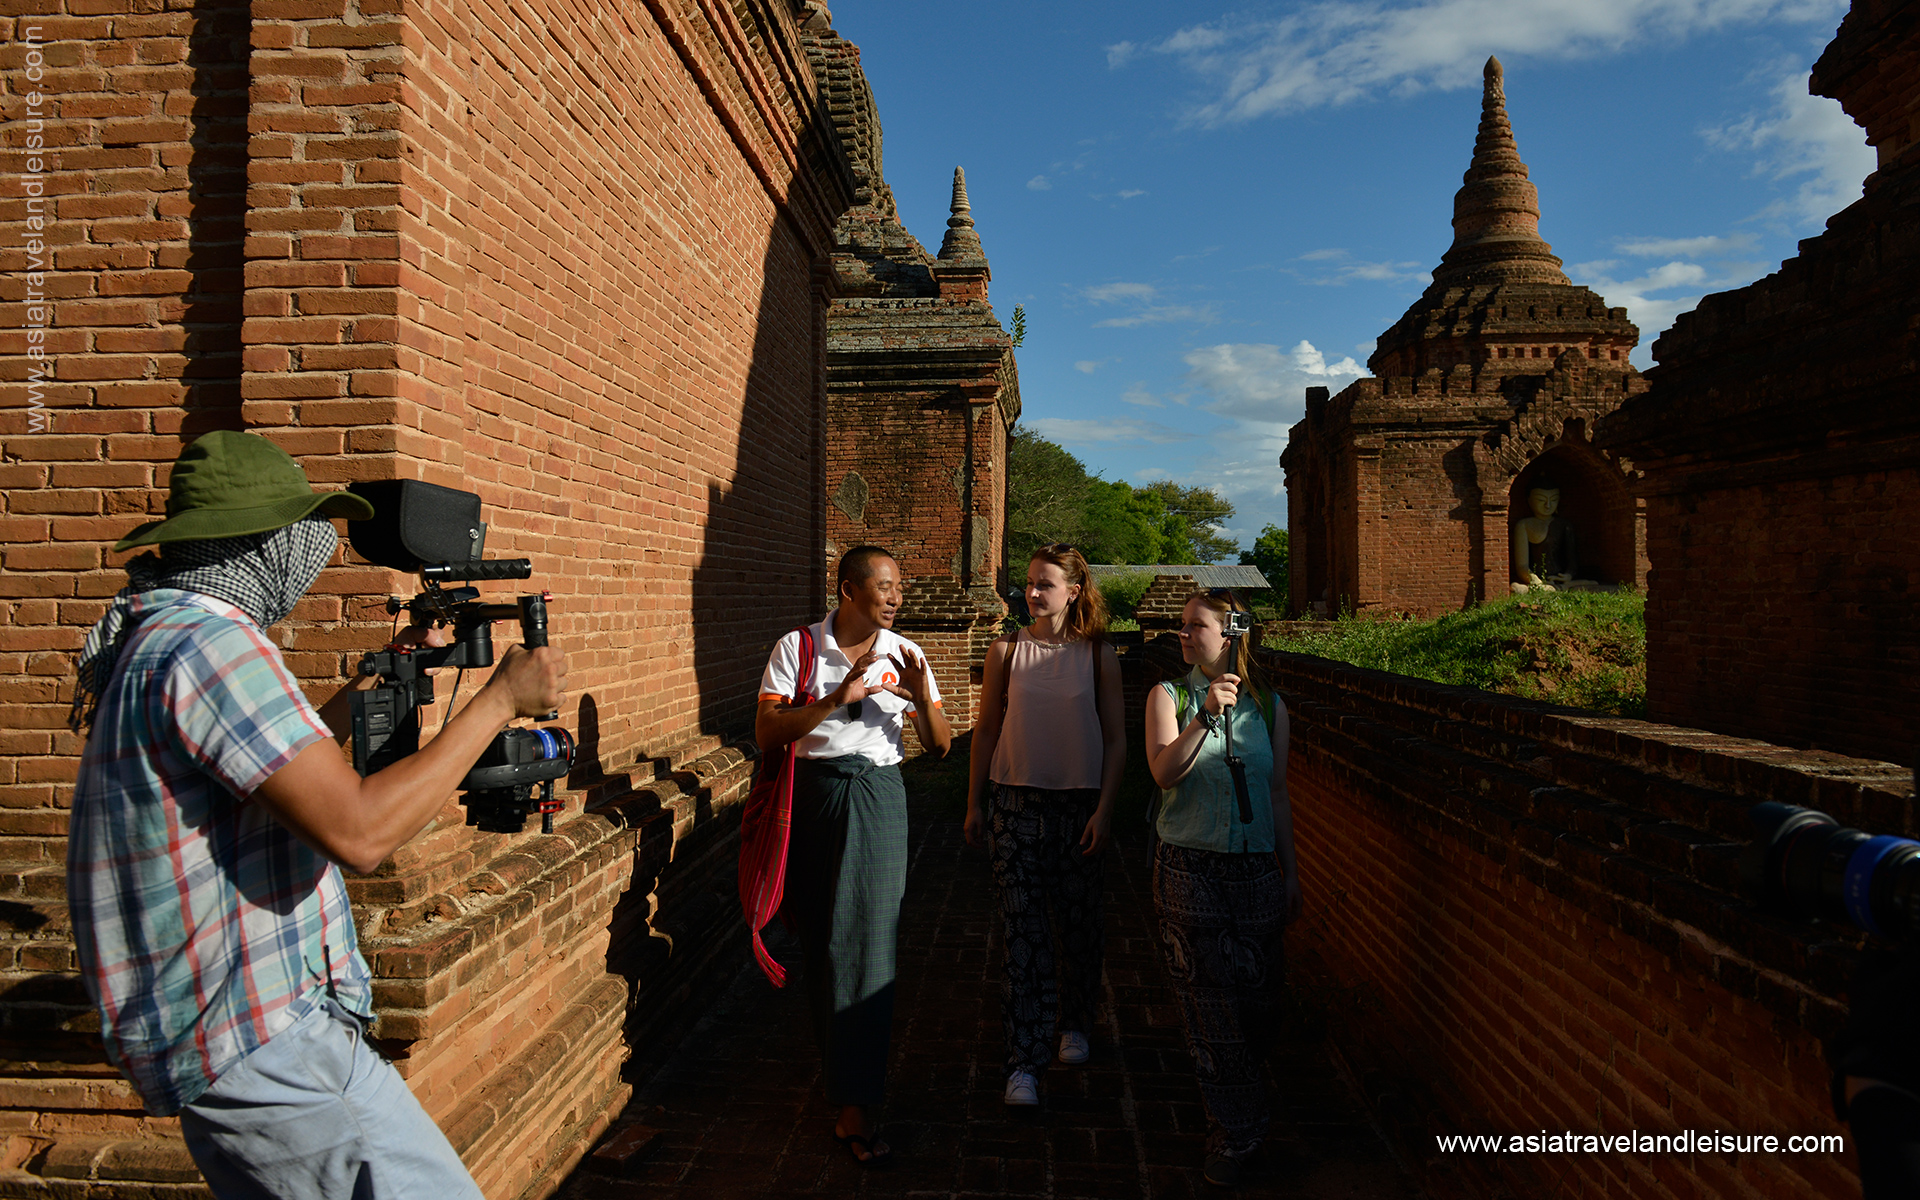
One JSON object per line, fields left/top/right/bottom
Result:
{"left": 1113, "top": 636, "right": 1900, "bottom": 1199}
{"left": 1638, "top": 471, "right": 1920, "bottom": 768}
{"left": 0, "top": 2, "right": 254, "bottom": 857}
{"left": 1374, "top": 434, "right": 1482, "bottom": 615}
{"left": 0, "top": 1, "right": 851, "bottom": 1195}
{"left": 1277, "top": 649, "right": 1903, "bottom": 1198}
{"left": 1599, "top": 0, "right": 1920, "bottom": 769}
{"left": 826, "top": 391, "right": 972, "bottom": 584}
{"left": 821, "top": 389, "right": 1010, "bottom": 739}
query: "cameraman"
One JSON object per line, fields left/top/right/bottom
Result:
{"left": 1832, "top": 950, "right": 1920, "bottom": 1197}
{"left": 66, "top": 432, "right": 567, "bottom": 1200}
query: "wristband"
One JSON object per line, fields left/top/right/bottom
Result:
{"left": 1198, "top": 711, "right": 1222, "bottom": 734}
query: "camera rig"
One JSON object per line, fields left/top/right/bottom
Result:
{"left": 344, "top": 480, "right": 575, "bottom": 835}
{"left": 1220, "top": 605, "right": 1256, "bottom": 824}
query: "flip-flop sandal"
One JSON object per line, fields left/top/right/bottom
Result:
{"left": 834, "top": 1129, "right": 893, "bottom": 1168}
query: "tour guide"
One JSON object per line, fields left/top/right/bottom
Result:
{"left": 67, "top": 431, "right": 567, "bottom": 1199}
{"left": 756, "top": 545, "right": 952, "bottom": 1167}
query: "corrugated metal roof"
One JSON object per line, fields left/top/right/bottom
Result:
{"left": 1086, "top": 564, "right": 1273, "bottom": 589}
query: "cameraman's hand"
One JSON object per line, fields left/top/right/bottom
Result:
{"left": 488, "top": 643, "right": 568, "bottom": 719}
{"left": 1204, "top": 673, "right": 1241, "bottom": 716}
{"left": 393, "top": 622, "right": 450, "bottom": 651}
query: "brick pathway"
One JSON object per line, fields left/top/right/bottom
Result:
{"left": 557, "top": 781, "right": 1420, "bottom": 1199}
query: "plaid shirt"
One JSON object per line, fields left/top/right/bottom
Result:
{"left": 68, "top": 590, "right": 373, "bottom": 1115}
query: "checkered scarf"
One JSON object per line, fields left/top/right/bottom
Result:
{"left": 69, "top": 518, "right": 339, "bottom": 733}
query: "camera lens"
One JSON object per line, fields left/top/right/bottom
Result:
{"left": 1742, "top": 802, "right": 1920, "bottom": 939}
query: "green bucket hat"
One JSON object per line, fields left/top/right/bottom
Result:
{"left": 113, "top": 430, "right": 375, "bottom": 552}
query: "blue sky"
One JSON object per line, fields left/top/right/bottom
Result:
{"left": 827, "top": 0, "right": 1873, "bottom": 555}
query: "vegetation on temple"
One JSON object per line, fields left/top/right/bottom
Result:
{"left": 1265, "top": 590, "right": 1647, "bottom": 718}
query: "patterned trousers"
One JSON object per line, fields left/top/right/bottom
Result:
{"left": 1151, "top": 840, "right": 1287, "bottom": 1156}
{"left": 989, "top": 784, "right": 1106, "bottom": 1076}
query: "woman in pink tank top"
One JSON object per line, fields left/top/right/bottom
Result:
{"left": 965, "top": 543, "right": 1125, "bottom": 1107}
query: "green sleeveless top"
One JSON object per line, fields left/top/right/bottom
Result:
{"left": 1155, "top": 667, "right": 1276, "bottom": 854}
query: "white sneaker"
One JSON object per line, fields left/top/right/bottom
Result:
{"left": 1057, "top": 1030, "right": 1091, "bottom": 1065}
{"left": 1004, "top": 1070, "right": 1040, "bottom": 1106}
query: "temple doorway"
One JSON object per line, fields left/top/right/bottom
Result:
{"left": 1508, "top": 439, "right": 1635, "bottom": 587}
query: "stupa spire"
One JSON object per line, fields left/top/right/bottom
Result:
{"left": 938, "top": 166, "right": 984, "bottom": 261}
{"left": 1431, "top": 57, "right": 1568, "bottom": 287}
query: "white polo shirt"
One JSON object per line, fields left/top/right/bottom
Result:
{"left": 758, "top": 610, "right": 943, "bottom": 766}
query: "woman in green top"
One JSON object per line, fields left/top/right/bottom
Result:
{"left": 1143, "top": 588, "right": 1297, "bottom": 1188}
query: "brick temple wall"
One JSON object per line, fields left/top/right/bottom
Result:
{"left": 1371, "top": 431, "right": 1486, "bottom": 615}
{"left": 1597, "top": 0, "right": 1919, "bottom": 768}
{"left": 0, "top": 1, "right": 852, "bottom": 1196}
{"left": 1113, "top": 634, "right": 1902, "bottom": 1199}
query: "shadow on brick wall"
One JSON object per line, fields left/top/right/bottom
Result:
{"left": 595, "top": 223, "right": 830, "bottom": 1083}
{"left": 177, "top": 0, "right": 250, "bottom": 435}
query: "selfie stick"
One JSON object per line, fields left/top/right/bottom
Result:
{"left": 1222, "top": 626, "right": 1255, "bottom": 825}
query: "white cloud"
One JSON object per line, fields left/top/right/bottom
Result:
{"left": 1614, "top": 233, "right": 1757, "bottom": 257}
{"left": 1118, "top": 188, "right": 1147, "bottom": 199}
{"left": 1120, "top": 384, "right": 1162, "bottom": 407}
{"left": 1289, "top": 248, "right": 1429, "bottom": 287}
{"left": 1073, "top": 359, "right": 1104, "bottom": 374}
{"left": 1078, "top": 281, "right": 1214, "bottom": 327}
{"left": 1125, "top": 0, "right": 1844, "bottom": 125}
{"left": 1025, "top": 417, "right": 1192, "bottom": 445}
{"left": 1569, "top": 259, "right": 1728, "bottom": 343}
{"left": 1082, "top": 281, "right": 1157, "bottom": 304}
{"left": 1294, "top": 341, "right": 1367, "bottom": 377}
{"left": 1704, "top": 61, "right": 1873, "bottom": 226}
{"left": 1094, "top": 304, "right": 1216, "bottom": 328}
{"left": 1182, "top": 340, "right": 1365, "bottom": 423}
{"left": 1027, "top": 175, "right": 1053, "bottom": 191}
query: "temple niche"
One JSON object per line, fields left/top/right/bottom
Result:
{"left": 1281, "top": 58, "right": 1650, "bottom": 618}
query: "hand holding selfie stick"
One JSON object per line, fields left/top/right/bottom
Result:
{"left": 1221, "top": 611, "right": 1255, "bottom": 825}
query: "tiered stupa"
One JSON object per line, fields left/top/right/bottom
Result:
{"left": 1281, "top": 58, "right": 1649, "bottom": 617}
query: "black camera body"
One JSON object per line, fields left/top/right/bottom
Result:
{"left": 1223, "top": 609, "right": 1255, "bottom": 639}
{"left": 345, "top": 480, "right": 574, "bottom": 835}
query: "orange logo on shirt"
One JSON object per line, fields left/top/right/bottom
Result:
{"left": 880, "top": 671, "right": 898, "bottom": 686}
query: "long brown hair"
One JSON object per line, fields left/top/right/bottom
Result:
{"left": 1185, "top": 587, "right": 1270, "bottom": 707}
{"left": 1029, "top": 543, "right": 1108, "bottom": 644}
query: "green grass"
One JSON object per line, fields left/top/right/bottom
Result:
{"left": 1265, "top": 590, "right": 1647, "bottom": 718}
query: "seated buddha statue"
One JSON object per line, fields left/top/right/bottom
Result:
{"left": 1512, "top": 485, "right": 1578, "bottom": 591}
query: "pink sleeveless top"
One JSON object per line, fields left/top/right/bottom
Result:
{"left": 988, "top": 631, "right": 1104, "bottom": 790}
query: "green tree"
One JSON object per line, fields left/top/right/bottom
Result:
{"left": 1005, "top": 428, "right": 1243, "bottom": 568}
{"left": 1240, "top": 523, "right": 1289, "bottom": 598}
{"left": 1010, "top": 304, "right": 1027, "bottom": 348}
{"left": 1005, "top": 425, "right": 1091, "bottom": 563}
{"left": 1080, "top": 478, "right": 1166, "bottom": 565}
{"left": 1140, "top": 480, "right": 1238, "bottom": 563}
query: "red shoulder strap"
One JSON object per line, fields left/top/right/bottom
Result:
{"left": 792, "top": 624, "right": 816, "bottom": 704}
